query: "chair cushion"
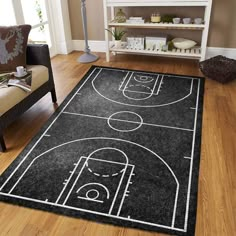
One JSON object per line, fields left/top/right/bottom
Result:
{"left": 0, "top": 65, "right": 48, "bottom": 116}
{"left": 0, "top": 25, "right": 31, "bottom": 73}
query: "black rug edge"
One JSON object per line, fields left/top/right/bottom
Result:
{"left": 0, "top": 65, "right": 205, "bottom": 236}
{"left": 186, "top": 76, "right": 205, "bottom": 236}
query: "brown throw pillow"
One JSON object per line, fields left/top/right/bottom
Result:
{"left": 0, "top": 24, "right": 31, "bottom": 73}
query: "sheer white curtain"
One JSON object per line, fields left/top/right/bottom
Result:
{"left": 0, "top": 0, "right": 16, "bottom": 26}
{"left": 0, "top": 0, "right": 56, "bottom": 55}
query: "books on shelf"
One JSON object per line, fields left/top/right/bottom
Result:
{"left": 126, "top": 37, "right": 145, "bottom": 50}
{"left": 126, "top": 16, "right": 144, "bottom": 24}
{"left": 0, "top": 71, "right": 32, "bottom": 92}
{"left": 145, "top": 36, "right": 167, "bottom": 50}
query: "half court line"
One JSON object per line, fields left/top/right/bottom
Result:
{"left": 63, "top": 111, "right": 194, "bottom": 132}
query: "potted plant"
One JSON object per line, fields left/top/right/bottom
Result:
{"left": 106, "top": 28, "right": 126, "bottom": 48}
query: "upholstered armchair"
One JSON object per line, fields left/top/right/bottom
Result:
{"left": 0, "top": 44, "right": 57, "bottom": 152}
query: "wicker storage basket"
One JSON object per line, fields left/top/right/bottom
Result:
{"left": 199, "top": 55, "right": 236, "bottom": 83}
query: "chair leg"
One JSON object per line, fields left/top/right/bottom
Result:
{"left": 0, "top": 134, "right": 6, "bottom": 152}
{"left": 51, "top": 88, "right": 57, "bottom": 103}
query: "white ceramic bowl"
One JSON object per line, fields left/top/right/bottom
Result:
{"left": 173, "top": 18, "right": 181, "bottom": 24}
{"left": 172, "top": 38, "right": 197, "bottom": 49}
{"left": 194, "top": 18, "right": 202, "bottom": 24}
{"left": 183, "top": 18, "right": 191, "bottom": 24}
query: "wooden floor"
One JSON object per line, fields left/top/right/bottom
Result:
{"left": 0, "top": 52, "right": 235, "bottom": 236}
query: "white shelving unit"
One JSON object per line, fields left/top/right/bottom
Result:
{"left": 103, "top": 0, "right": 212, "bottom": 62}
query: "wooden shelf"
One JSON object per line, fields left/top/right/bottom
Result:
{"left": 104, "top": 0, "right": 212, "bottom": 61}
{"left": 106, "top": 0, "right": 210, "bottom": 7}
{"left": 109, "top": 22, "right": 205, "bottom": 30}
{"left": 110, "top": 43, "right": 201, "bottom": 59}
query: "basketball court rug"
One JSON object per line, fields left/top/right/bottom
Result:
{"left": 0, "top": 66, "right": 205, "bottom": 236}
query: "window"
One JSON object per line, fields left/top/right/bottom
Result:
{"left": 0, "top": 0, "right": 55, "bottom": 55}
{"left": 20, "top": 0, "right": 51, "bottom": 46}
{"left": 0, "top": 0, "right": 16, "bottom": 26}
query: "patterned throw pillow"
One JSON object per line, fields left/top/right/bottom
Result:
{"left": 0, "top": 24, "right": 31, "bottom": 73}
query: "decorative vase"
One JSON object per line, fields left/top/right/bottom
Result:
{"left": 114, "top": 40, "right": 122, "bottom": 48}
{"left": 115, "top": 9, "right": 126, "bottom": 23}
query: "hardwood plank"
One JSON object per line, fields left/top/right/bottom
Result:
{"left": 0, "top": 52, "right": 235, "bottom": 236}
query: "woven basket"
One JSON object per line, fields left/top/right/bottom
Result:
{"left": 199, "top": 55, "right": 236, "bottom": 83}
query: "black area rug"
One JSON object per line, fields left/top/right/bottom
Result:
{"left": 0, "top": 66, "right": 204, "bottom": 236}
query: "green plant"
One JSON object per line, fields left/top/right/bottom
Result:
{"left": 105, "top": 28, "right": 126, "bottom": 40}
{"left": 35, "top": 0, "right": 44, "bottom": 32}
{"left": 161, "top": 15, "right": 176, "bottom": 23}
{"left": 167, "top": 41, "right": 174, "bottom": 50}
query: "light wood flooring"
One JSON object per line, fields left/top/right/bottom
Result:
{"left": 0, "top": 52, "right": 235, "bottom": 236}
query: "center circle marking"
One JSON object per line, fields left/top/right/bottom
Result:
{"left": 107, "top": 111, "right": 143, "bottom": 132}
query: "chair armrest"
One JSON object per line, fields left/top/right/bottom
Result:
{"left": 26, "top": 44, "right": 55, "bottom": 88}
{"left": 26, "top": 44, "right": 51, "bottom": 67}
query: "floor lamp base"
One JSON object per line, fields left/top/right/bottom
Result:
{"left": 78, "top": 52, "right": 99, "bottom": 64}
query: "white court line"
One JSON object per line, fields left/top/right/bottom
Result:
{"left": 44, "top": 134, "right": 51, "bottom": 137}
{"left": 0, "top": 66, "right": 201, "bottom": 232}
{"left": 63, "top": 111, "right": 193, "bottom": 132}
{"left": 84, "top": 147, "right": 129, "bottom": 178}
{"left": 117, "top": 165, "right": 135, "bottom": 216}
{"left": 155, "top": 75, "right": 164, "bottom": 95}
{"left": 86, "top": 189, "right": 100, "bottom": 199}
{"left": 92, "top": 73, "right": 194, "bottom": 107}
{"left": 62, "top": 157, "right": 89, "bottom": 205}
{"left": 172, "top": 180, "right": 180, "bottom": 227}
{"left": 88, "top": 147, "right": 128, "bottom": 165}
{"left": 184, "top": 156, "right": 192, "bottom": 160}
{"left": 119, "top": 72, "right": 130, "bottom": 90}
{"left": 2, "top": 136, "right": 180, "bottom": 228}
{"left": 122, "top": 85, "right": 153, "bottom": 101}
{"left": 63, "top": 148, "right": 128, "bottom": 208}
{"left": 123, "top": 72, "right": 134, "bottom": 91}
{"left": 87, "top": 163, "right": 124, "bottom": 178}
{"left": 121, "top": 89, "right": 153, "bottom": 95}
{"left": 0, "top": 67, "right": 101, "bottom": 192}
{"left": 151, "top": 75, "right": 160, "bottom": 95}
{"left": 77, "top": 196, "right": 104, "bottom": 203}
{"left": 76, "top": 182, "right": 110, "bottom": 199}
{"left": 62, "top": 147, "right": 130, "bottom": 214}
{"left": 108, "top": 160, "right": 129, "bottom": 214}
{"left": 0, "top": 192, "right": 186, "bottom": 232}
{"left": 84, "top": 157, "right": 128, "bottom": 166}
{"left": 55, "top": 158, "right": 82, "bottom": 204}
{"left": 121, "top": 75, "right": 159, "bottom": 100}
{"left": 184, "top": 79, "right": 200, "bottom": 231}
{"left": 134, "top": 75, "right": 154, "bottom": 83}
{"left": 7, "top": 70, "right": 102, "bottom": 194}
{"left": 107, "top": 111, "right": 143, "bottom": 133}
{"left": 99, "top": 67, "right": 196, "bottom": 81}
{"left": 8, "top": 152, "right": 48, "bottom": 194}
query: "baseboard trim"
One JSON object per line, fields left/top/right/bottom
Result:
{"left": 72, "top": 40, "right": 236, "bottom": 60}
{"left": 206, "top": 47, "right": 236, "bottom": 60}
{"left": 57, "top": 40, "right": 73, "bottom": 55}
{"left": 72, "top": 40, "right": 107, "bottom": 52}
